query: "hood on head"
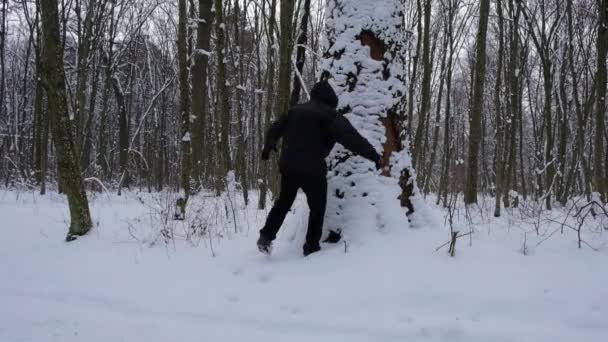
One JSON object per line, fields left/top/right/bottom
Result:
{"left": 310, "top": 80, "right": 339, "bottom": 109}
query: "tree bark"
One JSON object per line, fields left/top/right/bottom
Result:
{"left": 413, "top": 0, "right": 432, "bottom": 170}
{"left": 290, "top": 0, "right": 311, "bottom": 107}
{"left": 113, "top": 74, "right": 129, "bottom": 193}
{"left": 215, "top": 0, "right": 231, "bottom": 191}
{"left": 0, "top": 0, "right": 6, "bottom": 121}
{"left": 191, "top": 0, "right": 213, "bottom": 189}
{"left": 177, "top": 0, "right": 191, "bottom": 218}
{"left": 40, "top": 0, "right": 92, "bottom": 240}
{"left": 407, "top": 0, "right": 423, "bottom": 141}
{"left": 464, "top": 0, "right": 490, "bottom": 204}
{"left": 258, "top": 0, "right": 277, "bottom": 209}
{"left": 504, "top": 0, "right": 521, "bottom": 207}
{"left": 494, "top": 0, "right": 505, "bottom": 217}
{"left": 594, "top": 0, "right": 607, "bottom": 201}
{"left": 275, "top": 0, "right": 295, "bottom": 116}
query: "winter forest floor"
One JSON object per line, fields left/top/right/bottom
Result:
{"left": 1, "top": 189, "right": 608, "bottom": 342}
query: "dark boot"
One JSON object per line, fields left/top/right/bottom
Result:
{"left": 257, "top": 234, "right": 273, "bottom": 255}
{"left": 303, "top": 243, "right": 321, "bottom": 256}
{"left": 323, "top": 229, "right": 342, "bottom": 243}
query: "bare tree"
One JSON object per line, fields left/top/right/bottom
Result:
{"left": 176, "top": 0, "right": 191, "bottom": 219}
{"left": 594, "top": 0, "right": 607, "bottom": 201}
{"left": 464, "top": 0, "right": 491, "bottom": 205}
{"left": 40, "top": 0, "right": 92, "bottom": 240}
{"left": 191, "top": 0, "right": 213, "bottom": 189}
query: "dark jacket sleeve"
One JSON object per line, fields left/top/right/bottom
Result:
{"left": 325, "top": 112, "right": 381, "bottom": 163}
{"left": 263, "top": 114, "right": 288, "bottom": 152}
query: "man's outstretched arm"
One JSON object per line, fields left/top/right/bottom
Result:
{"left": 328, "top": 113, "right": 381, "bottom": 166}
{"left": 262, "top": 114, "right": 288, "bottom": 160}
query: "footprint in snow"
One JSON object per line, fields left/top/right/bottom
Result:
{"left": 280, "top": 304, "right": 301, "bottom": 315}
{"left": 257, "top": 272, "right": 272, "bottom": 283}
{"left": 231, "top": 265, "right": 245, "bottom": 276}
{"left": 227, "top": 295, "right": 240, "bottom": 303}
{"left": 399, "top": 315, "right": 414, "bottom": 323}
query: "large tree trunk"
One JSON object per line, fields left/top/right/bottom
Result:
{"left": 40, "top": 0, "right": 92, "bottom": 240}
{"left": 322, "top": 0, "right": 416, "bottom": 236}
{"left": 464, "top": 0, "right": 491, "bottom": 205}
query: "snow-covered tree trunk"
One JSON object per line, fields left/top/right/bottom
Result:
{"left": 320, "top": 0, "right": 416, "bottom": 238}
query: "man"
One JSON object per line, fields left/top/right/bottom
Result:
{"left": 258, "top": 81, "right": 382, "bottom": 256}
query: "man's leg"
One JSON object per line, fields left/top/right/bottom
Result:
{"left": 259, "top": 174, "right": 299, "bottom": 241}
{"left": 301, "top": 176, "right": 328, "bottom": 255}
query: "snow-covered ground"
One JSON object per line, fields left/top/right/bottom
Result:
{"left": 1, "top": 189, "right": 607, "bottom": 342}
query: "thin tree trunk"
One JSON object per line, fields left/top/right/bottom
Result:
{"left": 40, "top": 94, "right": 50, "bottom": 195}
{"left": 438, "top": 0, "right": 455, "bottom": 207}
{"left": 504, "top": 0, "right": 521, "bottom": 207}
{"left": 290, "top": 0, "right": 311, "bottom": 107}
{"left": 81, "top": 56, "right": 100, "bottom": 174}
{"left": 594, "top": 0, "right": 607, "bottom": 200}
{"left": 73, "top": 1, "right": 96, "bottom": 160}
{"left": 177, "top": 0, "right": 191, "bottom": 218}
{"left": 235, "top": 0, "right": 249, "bottom": 205}
{"left": 191, "top": 0, "right": 213, "bottom": 189}
{"left": 494, "top": 0, "right": 505, "bottom": 217}
{"left": 98, "top": 1, "right": 115, "bottom": 180}
{"left": 0, "top": 0, "right": 6, "bottom": 122}
{"left": 34, "top": 59, "right": 44, "bottom": 184}
{"left": 113, "top": 74, "right": 129, "bottom": 193}
{"left": 215, "top": 0, "right": 231, "bottom": 191}
{"left": 413, "top": 0, "right": 432, "bottom": 170}
{"left": 407, "top": 0, "right": 423, "bottom": 141}
{"left": 424, "top": 26, "right": 448, "bottom": 195}
{"left": 258, "top": 0, "right": 277, "bottom": 210}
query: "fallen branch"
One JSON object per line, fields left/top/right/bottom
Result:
{"left": 435, "top": 231, "right": 473, "bottom": 252}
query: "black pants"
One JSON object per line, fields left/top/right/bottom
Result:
{"left": 260, "top": 173, "right": 327, "bottom": 248}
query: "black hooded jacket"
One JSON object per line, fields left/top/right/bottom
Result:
{"left": 263, "top": 81, "right": 381, "bottom": 177}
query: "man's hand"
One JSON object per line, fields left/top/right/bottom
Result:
{"left": 374, "top": 155, "right": 382, "bottom": 171}
{"left": 374, "top": 155, "right": 390, "bottom": 174}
